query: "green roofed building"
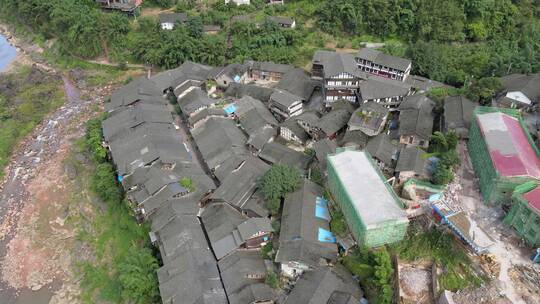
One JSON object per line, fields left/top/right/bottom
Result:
{"left": 504, "top": 182, "right": 540, "bottom": 247}
{"left": 468, "top": 107, "right": 540, "bottom": 204}
{"left": 327, "top": 150, "right": 409, "bottom": 248}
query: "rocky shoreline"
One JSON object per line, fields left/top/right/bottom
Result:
{"left": 0, "top": 22, "right": 50, "bottom": 73}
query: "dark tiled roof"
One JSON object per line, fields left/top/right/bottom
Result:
{"left": 312, "top": 51, "right": 366, "bottom": 79}
{"left": 191, "top": 117, "right": 248, "bottom": 172}
{"left": 259, "top": 142, "right": 312, "bottom": 171}
{"left": 159, "top": 13, "right": 188, "bottom": 24}
{"left": 395, "top": 146, "right": 427, "bottom": 175}
{"left": 276, "top": 68, "right": 317, "bottom": 101}
{"left": 340, "top": 130, "right": 369, "bottom": 149}
{"left": 151, "top": 61, "right": 214, "bottom": 92}
{"left": 366, "top": 134, "right": 398, "bottom": 166}
{"left": 501, "top": 73, "right": 540, "bottom": 103}
{"left": 444, "top": 95, "right": 476, "bottom": 132}
{"left": 405, "top": 74, "right": 451, "bottom": 92}
{"left": 218, "top": 251, "right": 275, "bottom": 304}
{"left": 224, "top": 83, "right": 274, "bottom": 102}
{"left": 177, "top": 88, "right": 216, "bottom": 115}
{"left": 106, "top": 77, "right": 163, "bottom": 112}
{"left": 246, "top": 60, "right": 294, "bottom": 74}
{"left": 102, "top": 102, "right": 173, "bottom": 142}
{"left": 268, "top": 16, "right": 295, "bottom": 25}
{"left": 210, "top": 156, "right": 270, "bottom": 208}
{"left": 280, "top": 116, "right": 310, "bottom": 143}
{"left": 348, "top": 101, "right": 388, "bottom": 133}
{"left": 398, "top": 94, "right": 435, "bottom": 140}
{"left": 276, "top": 179, "right": 337, "bottom": 267}
{"left": 316, "top": 108, "right": 353, "bottom": 136}
{"left": 359, "top": 75, "right": 411, "bottom": 100}
{"left": 283, "top": 265, "right": 363, "bottom": 304}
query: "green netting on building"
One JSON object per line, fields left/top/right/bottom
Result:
{"left": 504, "top": 182, "right": 540, "bottom": 247}
{"left": 468, "top": 107, "right": 540, "bottom": 205}
{"left": 327, "top": 150, "right": 408, "bottom": 248}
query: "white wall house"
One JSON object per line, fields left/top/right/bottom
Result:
{"left": 225, "top": 0, "right": 250, "bottom": 5}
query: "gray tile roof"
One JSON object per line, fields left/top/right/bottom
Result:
{"left": 312, "top": 51, "right": 366, "bottom": 79}
{"left": 276, "top": 68, "right": 317, "bottom": 101}
{"left": 224, "top": 83, "right": 274, "bottom": 103}
{"left": 316, "top": 107, "right": 353, "bottom": 136}
{"left": 203, "top": 25, "right": 221, "bottom": 32}
{"left": 395, "top": 146, "right": 427, "bottom": 175}
{"left": 359, "top": 75, "right": 411, "bottom": 100}
{"left": 242, "top": 190, "right": 270, "bottom": 218}
{"left": 151, "top": 61, "right": 214, "bottom": 92}
{"left": 109, "top": 123, "right": 190, "bottom": 176}
{"left": 177, "top": 88, "right": 216, "bottom": 115}
{"left": 270, "top": 89, "right": 302, "bottom": 109}
{"left": 276, "top": 179, "right": 338, "bottom": 267}
{"left": 267, "top": 16, "right": 295, "bottom": 26}
{"left": 365, "top": 133, "right": 398, "bottom": 166}
{"left": 201, "top": 203, "right": 273, "bottom": 260}
{"left": 259, "top": 142, "right": 312, "bottom": 171}
{"left": 159, "top": 13, "right": 188, "bottom": 24}
{"left": 398, "top": 94, "right": 435, "bottom": 140}
{"left": 247, "top": 125, "right": 277, "bottom": 151}
{"left": 283, "top": 265, "right": 363, "bottom": 304}
{"left": 356, "top": 48, "right": 411, "bottom": 71}
{"left": 102, "top": 102, "right": 173, "bottom": 142}
{"left": 106, "top": 77, "right": 163, "bottom": 112}
{"left": 246, "top": 60, "right": 294, "bottom": 74}
{"left": 218, "top": 251, "right": 275, "bottom": 304}
{"left": 191, "top": 117, "right": 248, "bottom": 172}
{"left": 348, "top": 101, "right": 388, "bottom": 134}
{"left": 444, "top": 95, "right": 475, "bottom": 134}
{"left": 280, "top": 116, "right": 310, "bottom": 144}
{"left": 200, "top": 203, "right": 248, "bottom": 259}
{"left": 210, "top": 156, "right": 270, "bottom": 208}
{"left": 405, "top": 74, "right": 451, "bottom": 92}
{"left": 188, "top": 107, "right": 227, "bottom": 126}
{"left": 212, "top": 63, "right": 248, "bottom": 80}
{"left": 501, "top": 73, "right": 540, "bottom": 103}
{"left": 155, "top": 215, "right": 226, "bottom": 304}
{"left": 313, "top": 139, "right": 337, "bottom": 171}
{"left": 235, "top": 96, "right": 278, "bottom": 135}
{"left": 340, "top": 130, "right": 369, "bottom": 149}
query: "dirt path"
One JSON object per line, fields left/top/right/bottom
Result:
{"left": 457, "top": 141, "right": 533, "bottom": 304}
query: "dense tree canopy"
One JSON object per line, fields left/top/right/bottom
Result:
{"left": 1, "top": 0, "right": 538, "bottom": 85}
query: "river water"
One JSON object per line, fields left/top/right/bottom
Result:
{"left": 0, "top": 34, "right": 17, "bottom": 72}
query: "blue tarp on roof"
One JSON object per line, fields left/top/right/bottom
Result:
{"left": 315, "top": 196, "right": 330, "bottom": 220}
{"left": 429, "top": 193, "right": 442, "bottom": 202}
{"left": 117, "top": 175, "right": 123, "bottom": 182}
{"left": 234, "top": 75, "right": 241, "bottom": 82}
{"left": 318, "top": 228, "right": 336, "bottom": 243}
{"left": 224, "top": 104, "right": 237, "bottom": 115}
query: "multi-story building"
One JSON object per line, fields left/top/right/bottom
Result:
{"left": 312, "top": 51, "right": 366, "bottom": 105}
{"left": 504, "top": 183, "right": 540, "bottom": 247}
{"left": 355, "top": 48, "right": 411, "bottom": 82}
{"left": 468, "top": 107, "right": 540, "bottom": 204}
{"left": 327, "top": 150, "right": 409, "bottom": 248}
{"left": 246, "top": 61, "right": 293, "bottom": 83}
{"left": 269, "top": 89, "right": 303, "bottom": 121}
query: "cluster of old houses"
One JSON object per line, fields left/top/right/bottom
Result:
{"left": 101, "top": 40, "right": 540, "bottom": 303}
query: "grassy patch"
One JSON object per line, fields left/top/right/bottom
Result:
{"left": 0, "top": 66, "right": 65, "bottom": 178}
{"left": 390, "top": 225, "right": 485, "bottom": 291}
{"left": 70, "top": 121, "right": 160, "bottom": 304}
